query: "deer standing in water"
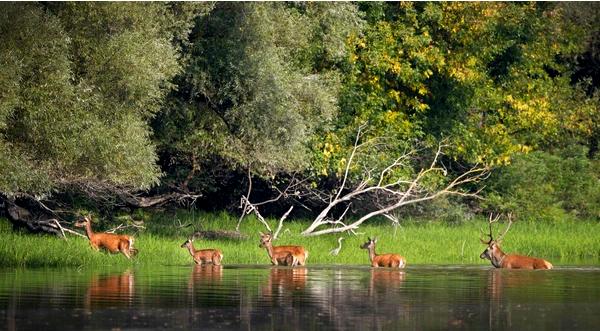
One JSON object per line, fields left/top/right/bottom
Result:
{"left": 75, "top": 216, "right": 138, "bottom": 259}
{"left": 360, "top": 237, "right": 406, "bottom": 268}
{"left": 181, "top": 236, "right": 223, "bottom": 266}
{"left": 259, "top": 232, "right": 308, "bottom": 267}
{"left": 480, "top": 213, "right": 553, "bottom": 269}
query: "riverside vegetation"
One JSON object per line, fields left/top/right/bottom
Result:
{"left": 1, "top": 211, "right": 599, "bottom": 268}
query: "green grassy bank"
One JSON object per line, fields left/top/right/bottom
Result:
{"left": 1, "top": 211, "right": 599, "bottom": 268}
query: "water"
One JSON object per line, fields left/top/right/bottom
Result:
{"left": 1, "top": 265, "right": 599, "bottom": 330}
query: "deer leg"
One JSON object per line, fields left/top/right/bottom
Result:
{"left": 119, "top": 241, "right": 131, "bottom": 259}
{"left": 90, "top": 242, "right": 100, "bottom": 251}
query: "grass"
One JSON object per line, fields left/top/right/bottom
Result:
{"left": 1, "top": 211, "right": 599, "bottom": 268}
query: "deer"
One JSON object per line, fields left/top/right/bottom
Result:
{"left": 258, "top": 232, "right": 308, "bottom": 267}
{"left": 180, "top": 235, "right": 223, "bottom": 266}
{"left": 74, "top": 216, "right": 138, "bottom": 259}
{"left": 360, "top": 237, "right": 406, "bottom": 268}
{"left": 480, "top": 213, "right": 553, "bottom": 269}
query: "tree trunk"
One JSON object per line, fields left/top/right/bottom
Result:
{"left": 0, "top": 195, "right": 63, "bottom": 236}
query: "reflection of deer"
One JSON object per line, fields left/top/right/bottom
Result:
{"left": 369, "top": 268, "right": 405, "bottom": 293}
{"left": 181, "top": 236, "right": 223, "bottom": 266}
{"left": 259, "top": 232, "right": 307, "bottom": 266}
{"left": 262, "top": 267, "right": 308, "bottom": 298}
{"left": 187, "top": 265, "right": 223, "bottom": 289}
{"left": 360, "top": 237, "right": 406, "bottom": 268}
{"left": 85, "top": 270, "right": 135, "bottom": 311}
{"left": 75, "top": 216, "right": 138, "bottom": 258}
{"left": 480, "top": 213, "right": 552, "bottom": 269}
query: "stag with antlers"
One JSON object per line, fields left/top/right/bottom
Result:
{"left": 480, "top": 213, "right": 553, "bottom": 270}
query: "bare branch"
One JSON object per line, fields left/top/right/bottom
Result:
{"left": 272, "top": 206, "right": 294, "bottom": 240}
{"left": 302, "top": 138, "right": 489, "bottom": 236}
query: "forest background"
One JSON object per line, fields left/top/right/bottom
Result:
{"left": 1, "top": 2, "right": 599, "bottom": 244}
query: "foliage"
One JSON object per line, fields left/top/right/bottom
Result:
{"left": 1, "top": 2, "right": 599, "bottom": 226}
{"left": 0, "top": 2, "right": 200, "bottom": 195}
{"left": 153, "top": 2, "right": 365, "bottom": 194}
{"left": 484, "top": 148, "right": 600, "bottom": 221}
{"left": 312, "top": 2, "right": 593, "bottom": 181}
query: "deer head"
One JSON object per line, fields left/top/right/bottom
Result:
{"left": 258, "top": 232, "right": 273, "bottom": 248}
{"left": 480, "top": 213, "right": 513, "bottom": 260}
{"left": 181, "top": 233, "right": 199, "bottom": 248}
{"left": 74, "top": 216, "right": 91, "bottom": 228}
{"left": 360, "top": 237, "right": 377, "bottom": 250}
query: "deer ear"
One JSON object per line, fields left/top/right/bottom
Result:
{"left": 259, "top": 231, "right": 264, "bottom": 236}
{"left": 373, "top": 237, "right": 378, "bottom": 243}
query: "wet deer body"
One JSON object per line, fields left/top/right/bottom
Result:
{"left": 259, "top": 232, "right": 307, "bottom": 266}
{"left": 181, "top": 238, "right": 223, "bottom": 266}
{"left": 75, "top": 216, "right": 138, "bottom": 259}
{"left": 360, "top": 237, "right": 406, "bottom": 268}
{"left": 480, "top": 213, "right": 552, "bottom": 270}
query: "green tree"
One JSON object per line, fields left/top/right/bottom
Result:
{"left": 0, "top": 2, "right": 196, "bottom": 196}
{"left": 314, "top": 2, "right": 593, "bottom": 180}
{"left": 153, "top": 2, "right": 363, "bottom": 192}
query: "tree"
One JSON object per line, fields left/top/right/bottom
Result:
{"left": 0, "top": 2, "right": 200, "bottom": 232}
{"left": 153, "top": 2, "right": 363, "bottom": 194}
{"left": 301, "top": 126, "right": 488, "bottom": 236}
{"left": 313, "top": 2, "right": 593, "bottom": 180}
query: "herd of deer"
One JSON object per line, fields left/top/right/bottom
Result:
{"left": 74, "top": 213, "right": 553, "bottom": 270}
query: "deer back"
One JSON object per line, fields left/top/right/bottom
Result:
{"left": 502, "top": 254, "right": 553, "bottom": 269}
{"left": 373, "top": 253, "right": 405, "bottom": 268}
{"left": 272, "top": 245, "right": 307, "bottom": 264}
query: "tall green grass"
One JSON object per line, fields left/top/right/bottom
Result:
{"left": 1, "top": 212, "right": 599, "bottom": 268}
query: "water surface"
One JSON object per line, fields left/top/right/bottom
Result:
{"left": 1, "top": 265, "right": 599, "bottom": 330}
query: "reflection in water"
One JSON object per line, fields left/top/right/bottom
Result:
{"left": 187, "top": 265, "right": 223, "bottom": 289}
{"left": 1, "top": 266, "right": 600, "bottom": 330}
{"left": 85, "top": 270, "right": 135, "bottom": 312}
{"left": 262, "top": 267, "right": 307, "bottom": 300}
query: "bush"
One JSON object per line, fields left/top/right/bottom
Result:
{"left": 484, "top": 147, "right": 600, "bottom": 221}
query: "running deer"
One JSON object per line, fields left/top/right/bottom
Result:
{"left": 360, "top": 237, "right": 406, "bottom": 268}
{"left": 181, "top": 236, "right": 223, "bottom": 266}
{"left": 258, "top": 232, "right": 308, "bottom": 267}
{"left": 74, "top": 216, "right": 138, "bottom": 259}
{"left": 480, "top": 213, "right": 553, "bottom": 269}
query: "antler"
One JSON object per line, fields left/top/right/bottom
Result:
{"left": 496, "top": 212, "right": 513, "bottom": 242}
{"left": 480, "top": 213, "right": 501, "bottom": 244}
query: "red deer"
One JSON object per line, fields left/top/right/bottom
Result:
{"left": 181, "top": 236, "right": 223, "bottom": 266}
{"left": 258, "top": 232, "right": 308, "bottom": 266}
{"left": 75, "top": 216, "right": 138, "bottom": 259}
{"left": 360, "top": 237, "right": 406, "bottom": 268}
{"left": 480, "top": 213, "right": 553, "bottom": 269}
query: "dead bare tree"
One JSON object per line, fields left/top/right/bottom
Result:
{"left": 235, "top": 166, "right": 305, "bottom": 235}
{"left": 301, "top": 127, "right": 489, "bottom": 236}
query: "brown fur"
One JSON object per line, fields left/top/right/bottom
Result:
{"left": 75, "top": 217, "right": 137, "bottom": 259}
{"left": 259, "top": 232, "right": 308, "bottom": 266}
{"left": 361, "top": 237, "right": 406, "bottom": 268}
{"left": 480, "top": 242, "right": 553, "bottom": 270}
{"left": 181, "top": 239, "right": 223, "bottom": 266}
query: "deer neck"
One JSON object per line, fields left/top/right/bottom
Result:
{"left": 84, "top": 222, "right": 95, "bottom": 240}
{"left": 368, "top": 246, "right": 377, "bottom": 263}
{"left": 186, "top": 242, "right": 196, "bottom": 257}
{"left": 491, "top": 246, "right": 506, "bottom": 268}
{"left": 264, "top": 242, "right": 275, "bottom": 260}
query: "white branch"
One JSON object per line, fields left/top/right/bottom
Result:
{"left": 302, "top": 138, "right": 489, "bottom": 236}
